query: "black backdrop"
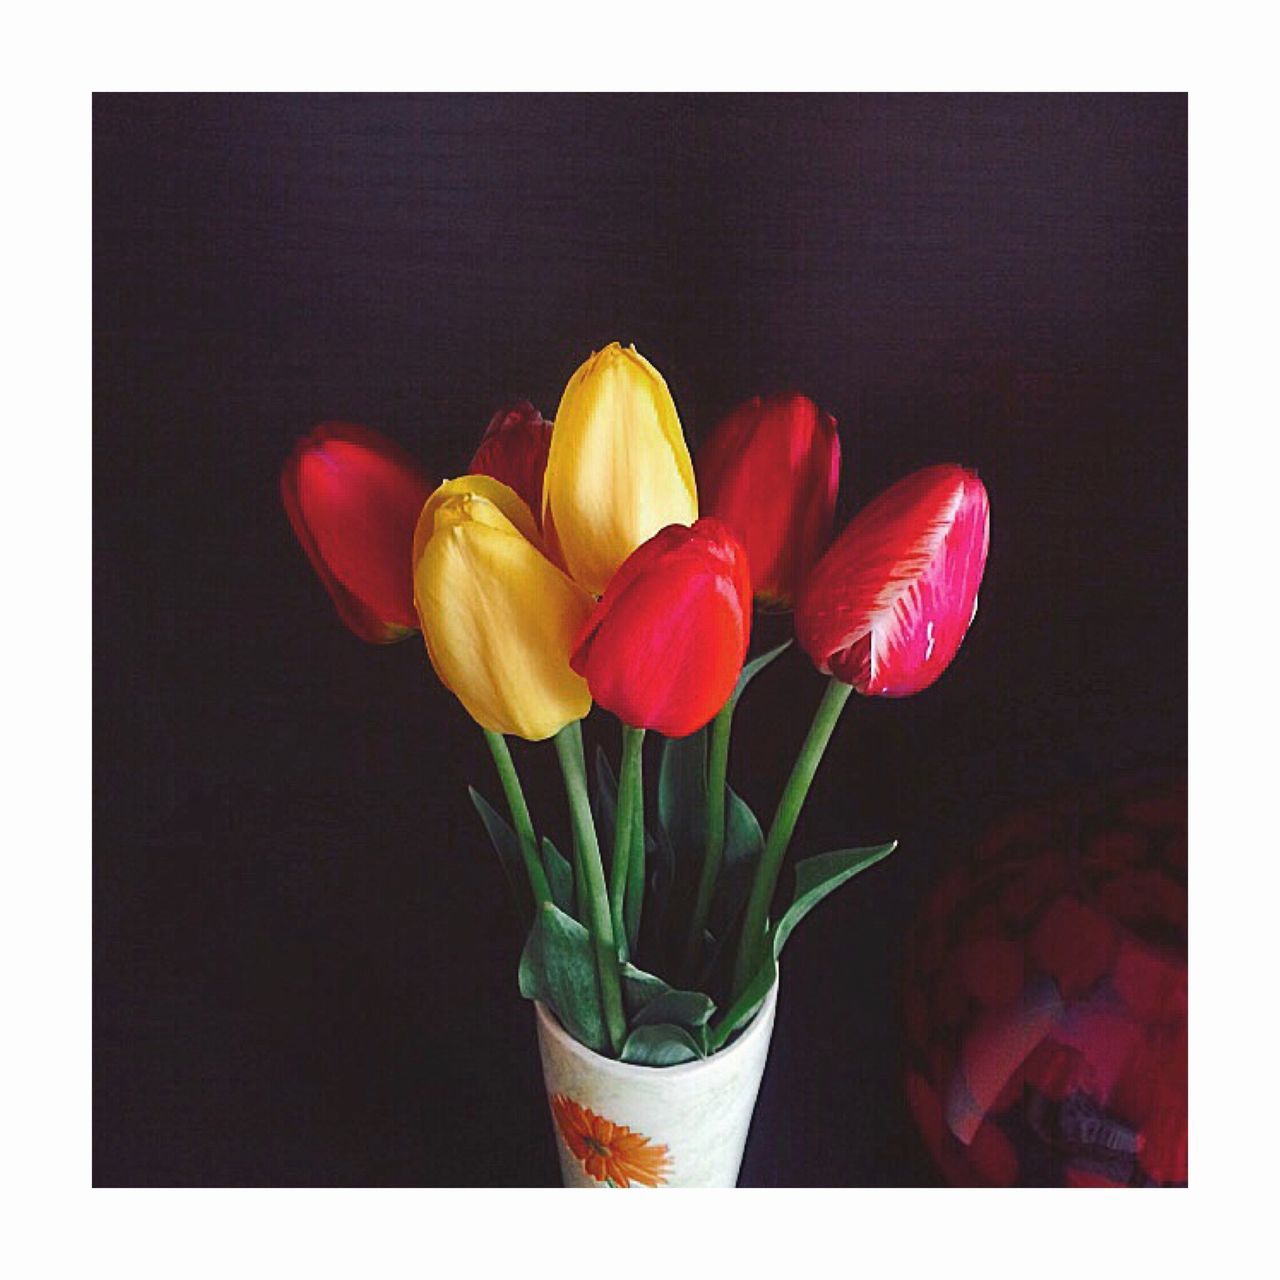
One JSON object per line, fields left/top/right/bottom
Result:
{"left": 93, "top": 93, "right": 1187, "bottom": 1186}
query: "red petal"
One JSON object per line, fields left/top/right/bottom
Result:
{"left": 697, "top": 392, "right": 840, "bottom": 605}
{"left": 468, "top": 400, "right": 553, "bottom": 521}
{"left": 796, "top": 465, "right": 990, "bottom": 696}
{"left": 282, "top": 423, "right": 432, "bottom": 642}
{"left": 573, "top": 519, "right": 751, "bottom": 736}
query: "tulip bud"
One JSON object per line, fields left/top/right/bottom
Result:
{"left": 571, "top": 518, "right": 752, "bottom": 737}
{"left": 796, "top": 464, "right": 990, "bottom": 696}
{"left": 281, "top": 422, "right": 433, "bottom": 643}
{"left": 468, "top": 400, "right": 554, "bottom": 521}
{"left": 413, "top": 475, "right": 593, "bottom": 740}
{"left": 543, "top": 343, "right": 698, "bottom": 595}
{"left": 697, "top": 392, "right": 841, "bottom": 606}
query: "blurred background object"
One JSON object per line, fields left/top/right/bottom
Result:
{"left": 903, "top": 772, "right": 1187, "bottom": 1186}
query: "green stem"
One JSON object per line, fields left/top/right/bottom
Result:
{"left": 683, "top": 698, "right": 735, "bottom": 978}
{"left": 624, "top": 730, "right": 646, "bottom": 954}
{"left": 554, "top": 721, "right": 627, "bottom": 1055}
{"left": 609, "top": 726, "right": 644, "bottom": 961}
{"left": 483, "top": 728, "right": 551, "bottom": 907}
{"left": 731, "top": 677, "right": 853, "bottom": 997}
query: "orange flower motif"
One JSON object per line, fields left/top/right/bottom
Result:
{"left": 549, "top": 1093, "right": 672, "bottom": 1188}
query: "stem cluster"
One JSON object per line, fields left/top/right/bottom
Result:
{"left": 485, "top": 672, "right": 852, "bottom": 1055}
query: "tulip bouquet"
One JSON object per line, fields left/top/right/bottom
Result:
{"left": 283, "top": 344, "right": 990, "bottom": 1071}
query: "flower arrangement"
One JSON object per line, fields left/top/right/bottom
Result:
{"left": 282, "top": 343, "right": 990, "bottom": 1070}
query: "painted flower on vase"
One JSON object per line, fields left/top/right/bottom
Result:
{"left": 549, "top": 1094, "right": 672, "bottom": 1187}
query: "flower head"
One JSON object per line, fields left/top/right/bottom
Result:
{"left": 697, "top": 392, "right": 840, "bottom": 606}
{"left": 550, "top": 1093, "right": 671, "bottom": 1188}
{"left": 571, "top": 518, "right": 751, "bottom": 737}
{"left": 796, "top": 464, "right": 990, "bottom": 696}
{"left": 413, "top": 475, "right": 592, "bottom": 740}
{"left": 281, "top": 422, "right": 433, "bottom": 643}
{"left": 543, "top": 343, "right": 698, "bottom": 595}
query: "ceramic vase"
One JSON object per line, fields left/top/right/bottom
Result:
{"left": 534, "top": 981, "right": 778, "bottom": 1188}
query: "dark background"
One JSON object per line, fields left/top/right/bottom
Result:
{"left": 94, "top": 94, "right": 1186, "bottom": 1186}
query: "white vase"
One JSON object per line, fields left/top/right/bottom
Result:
{"left": 533, "top": 980, "right": 778, "bottom": 1188}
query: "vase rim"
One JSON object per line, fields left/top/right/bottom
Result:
{"left": 534, "top": 972, "right": 779, "bottom": 1079}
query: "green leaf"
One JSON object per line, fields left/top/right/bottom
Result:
{"left": 518, "top": 903, "right": 608, "bottom": 1054}
{"left": 708, "top": 784, "right": 765, "bottom": 939}
{"left": 657, "top": 727, "right": 707, "bottom": 861}
{"left": 596, "top": 744, "right": 659, "bottom": 871}
{"left": 730, "top": 639, "right": 792, "bottom": 710}
{"left": 707, "top": 947, "right": 777, "bottom": 1053}
{"left": 725, "top": 786, "right": 765, "bottom": 868}
{"left": 469, "top": 786, "right": 531, "bottom": 925}
{"left": 772, "top": 842, "right": 899, "bottom": 959}
{"left": 646, "top": 818, "right": 677, "bottom": 938}
{"left": 620, "top": 1023, "right": 704, "bottom": 1066}
{"left": 655, "top": 728, "right": 707, "bottom": 957}
{"left": 619, "top": 962, "right": 671, "bottom": 1018}
{"left": 541, "top": 837, "right": 574, "bottom": 916}
{"left": 618, "top": 964, "right": 715, "bottom": 1034}
{"left": 632, "top": 988, "right": 716, "bottom": 1030}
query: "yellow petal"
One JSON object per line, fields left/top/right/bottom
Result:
{"left": 413, "top": 477, "right": 592, "bottom": 740}
{"left": 412, "top": 473, "right": 542, "bottom": 570}
{"left": 542, "top": 343, "right": 698, "bottom": 595}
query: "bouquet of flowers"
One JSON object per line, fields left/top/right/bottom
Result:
{"left": 282, "top": 343, "right": 990, "bottom": 1072}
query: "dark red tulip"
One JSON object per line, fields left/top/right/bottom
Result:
{"left": 468, "top": 400, "right": 553, "bottom": 521}
{"left": 796, "top": 464, "right": 989, "bottom": 696}
{"left": 697, "top": 392, "right": 840, "bottom": 606}
{"left": 571, "top": 518, "right": 752, "bottom": 737}
{"left": 281, "top": 422, "right": 433, "bottom": 643}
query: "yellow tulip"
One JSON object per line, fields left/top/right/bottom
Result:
{"left": 413, "top": 475, "right": 593, "bottom": 740}
{"left": 543, "top": 342, "right": 698, "bottom": 595}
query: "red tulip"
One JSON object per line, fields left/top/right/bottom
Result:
{"left": 796, "top": 464, "right": 990, "bottom": 696}
{"left": 468, "top": 400, "right": 553, "bottom": 522}
{"left": 571, "top": 518, "right": 752, "bottom": 737}
{"left": 697, "top": 393, "right": 840, "bottom": 605}
{"left": 281, "top": 422, "right": 433, "bottom": 643}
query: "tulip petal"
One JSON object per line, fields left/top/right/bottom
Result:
{"left": 281, "top": 456, "right": 399, "bottom": 643}
{"left": 543, "top": 343, "right": 698, "bottom": 595}
{"left": 796, "top": 465, "right": 990, "bottom": 696}
{"left": 697, "top": 393, "right": 840, "bottom": 605}
{"left": 281, "top": 423, "right": 432, "bottom": 643}
{"left": 468, "top": 400, "right": 553, "bottom": 520}
{"left": 413, "top": 473, "right": 542, "bottom": 568}
{"left": 414, "top": 479, "right": 592, "bottom": 741}
{"left": 572, "top": 519, "right": 751, "bottom": 738}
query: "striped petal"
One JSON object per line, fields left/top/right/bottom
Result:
{"left": 796, "top": 465, "right": 990, "bottom": 696}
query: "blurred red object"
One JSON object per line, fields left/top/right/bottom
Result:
{"left": 281, "top": 423, "right": 433, "bottom": 643}
{"left": 903, "top": 773, "right": 1187, "bottom": 1186}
